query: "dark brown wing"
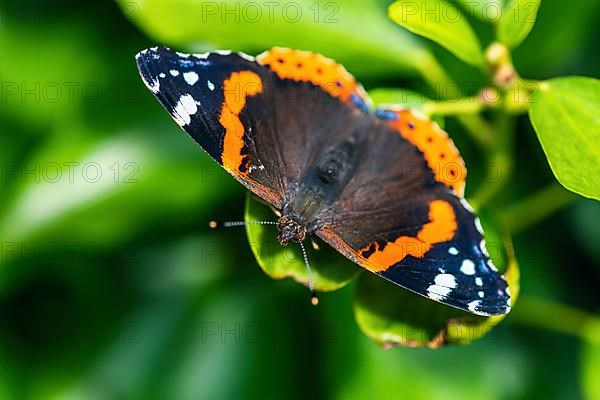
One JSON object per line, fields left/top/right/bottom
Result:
{"left": 316, "top": 109, "right": 511, "bottom": 316}
{"left": 135, "top": 46, "right": 369, "bottom": 210}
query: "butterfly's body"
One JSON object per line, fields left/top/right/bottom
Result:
{"left": 278, "top": 122, "right": 364, "bottom": 244}
{"left": 136, "top": 46, "right": 512, "bottom": 316}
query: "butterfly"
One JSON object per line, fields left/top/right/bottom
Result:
{"left": 135, "top": 46, "right": 511, "bottom": 316}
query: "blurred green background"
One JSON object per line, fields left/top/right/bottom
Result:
{"left": 0, "top": 0, "right": 599, "bottom": 399}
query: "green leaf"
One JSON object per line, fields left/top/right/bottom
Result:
{"left": 582, "top": 319, "right": 600, "bottom": 400}
{"left": 0, "top": 120, "right": 236, "bottom": 261}
{"left": 529, "top": 77, "right": 600, "bottom": 201}
{"left": 353, "top": 212, "right": 519, "bottom": 348}
{"left": 497, "top": 0, "right": 541, "bottom": 48}
{"left": 455, "top": 0, "right": 505, "bottom": 22}
{"left": 244, "top": 194, "right": 359, "bottom": 292}
{"left": 388, "top": 0, "right": 484, "bottom": 66}
{"left": 0, "top": 23, "right": 104, "bottom": 130}
{"left": 116, "top": 0, "right": 429, "bottom": 79}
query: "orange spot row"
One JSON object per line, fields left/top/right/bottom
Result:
{"left": 219, "top": 71, "right": 263, "bottom": 173}
{"left": 387, "top": 109, "right": 467, "bottom": 196}
{"left": 360, "top": 200, "right": 457, "bottom": 272}
{"left": 257, "top": 47, "right": 366, "bottom": 104}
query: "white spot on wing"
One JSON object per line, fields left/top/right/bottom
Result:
{"left": 176, "top": 52, "right": 191, "bottom": 58}
{"left": 478, "top": 291, "right": 484, "bottom": 298}
{"left": 467, "top": 300, "right": 480, "bottom": 313}
{"left": 207, "top": 80, "right": 215, "bottom": 91}
{"left": 448, "top": 246, "right": 459, "bottom": 255}
{"left": 435, "top": 273, "right": 457, "bottom": 288}
{"left": 159, "top": 73, "right": 166, "bottom": 78}
{"left": 460, "top": 259, "right": 476, "bottom": 275}
{"left": 248, "top": 164, "right": 265, "bottom": 173}
{"left": 475, "top": 277, "right": 483, "bottom": 286}
{"left": 172, "top": 94, "right": 198, "bottom": 126}
{"left": 215, "top": 50, "right": 232, "bottom": 55}
{"left": 183, "top": 71, "right": 199, "bottom": 86}
{"left": 170, "top": 69, "right": 180, "bottom": 77}
{"left": 427, "top": 273, "right": 457, "bottom": 301}
{"left": 427, "top": 287, "right": 452, "bottom": 302}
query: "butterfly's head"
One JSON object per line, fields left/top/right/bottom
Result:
{"left": 277, "top": 215, "right": 306, "bottom": 246}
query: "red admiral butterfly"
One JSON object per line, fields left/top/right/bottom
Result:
{"left": 136, "top": 46, "right": 511, "bottom": 316}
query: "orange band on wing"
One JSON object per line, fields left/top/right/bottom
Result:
{"left": 386, "top": 109, "right": 467, "bottom": 196}
{"left": 219, "top": 71, "right": 263, "bottom": 173}
{"left": 360, "top": 200, "right": 457, "bottom": 272}
{"left": 256, "top": 47, "right": 367, "bottom": 104}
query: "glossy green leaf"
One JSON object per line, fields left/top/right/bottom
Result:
{"left": 0, "top": 24, "right": 103, "bottom": 130}
{"left": 455, "top": 0, "right": 505, "bottom": 22}
{"left": 582, "top": 318, "right": 600, "bottom": 400}
{"left": 388, "top": 0, "right": 484, "bottom": 66}
{"left": 529, "top": 77, "right": 600, "bottom": 200}
{"left": 116, "top": 0, "right": 429, "bottom": 79}
{"left": 508, "top": 0, "right": 600, "bottom": 75}
{"left": 497, "top": 0, "right": 541, "bottom": 48}
{"left": 354, "top": 212, "right": 519, "bottom": 348}
{"left": 244, "top": 194, "right": 359, "bottom": 292}
{"left": 0, "top": 120, "right": 236, "bottom": 265}
{"left": 333, "top": 331, "right": 528, "bottom": 399}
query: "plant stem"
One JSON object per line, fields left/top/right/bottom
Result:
{"left": 424, "top": 97, "right": 485, "bottom": 116}
{"left": 418, "top": 54, "right": 495, "bottom": 149}
{"left": 509, "top": 296, "right": 600, "bottom": 340}
{"left": 503, "top": 183, "right": 577, "bottom": 234}
{"left": 455, "top": 114, "right": 496, "bottom": 151}
{"left": 470, "top": 111, "right": 515, "bottom": 209}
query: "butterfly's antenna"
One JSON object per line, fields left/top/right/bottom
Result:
{"left": 209, "top": 220, "right": 277, "bottom": 229}
{"left": 210, "top": 220, "right": 318, "bottom": 305}
{"left": 299, "top": 240, "right": 319, "bottom": 306}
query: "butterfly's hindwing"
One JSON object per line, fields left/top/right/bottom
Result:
{"left": 315, "top": 110, "right": 510, "bottom": 316}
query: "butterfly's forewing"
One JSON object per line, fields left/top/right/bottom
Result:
{"left": 136, "top": 47, "right": 370, "bottom": 209}
{"left": 136, "top": 47, "right": 286, "bottom": 207}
